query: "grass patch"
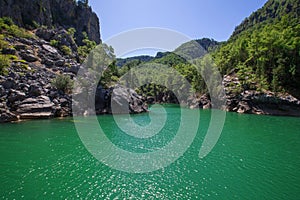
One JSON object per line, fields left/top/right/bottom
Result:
{"left": 0, "top": 54, "right": 10, "bottom": 75}
{"left": 0, "top": 17, "right": 33, "bottom": 38}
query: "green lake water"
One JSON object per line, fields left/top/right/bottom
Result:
{"left": 1, "top": 105, "right": 300, "bottom": 199}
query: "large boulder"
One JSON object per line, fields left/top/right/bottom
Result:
{"left": 111, "top": 86, "right": 148, "bottom": 114}
{"left": 28, "top": 84, "right": 43, "bottom": 97}
{"left": 16, "top": 96, "right": 54, "bottom": 119}
{"left": 36, "top": 29, "right": 56, "bottom": 41}
{"left": 42, "top": 44, "right": 59, "bottom": 54}
{"left": 94, "top": 85, "right": 148, "bottom": 115}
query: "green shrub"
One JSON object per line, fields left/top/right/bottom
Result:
{"left": 77, "top": 32, "right": 96, "bottom": 60}
{"left": 0, "top": 34, "right": 9, "bottom": 49}
{"left": 1, "top": 17, "right": 14, "bottom": 26}
{"left": 51, "top": 74, "right": 74, "bottom": 93}
{"left": 0, "top": 54, "right": 10, "bottom": 75}
{"left": 67, "top": 27, "right": 76, "bottom": 39}
{"left": 50, "top": 39, "right": 59, "bottom": 47}
{"left": 60, "top": 45, "right": 72, "bottom": 55}
{"left": 0, "top": 17, "right": 33, "bottom": 38}
{"left": 32, "top": 21, "right": 40, "bottom": 29}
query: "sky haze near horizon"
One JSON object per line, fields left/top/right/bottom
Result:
{"left": 90, "top": 0, "right": 268, "bottom": 42}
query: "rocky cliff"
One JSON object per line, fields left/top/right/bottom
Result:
{"left": 0, "top": 0, "right": 101, "bottom": 44}
{"left": 0, "top": 20, "right": 147, "bottom": 123}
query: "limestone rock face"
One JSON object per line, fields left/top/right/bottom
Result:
{"left": 16, "top": 96, "right": 54, "bottom": 119}
{"left": 93, "top": 85, "right": 148, "bottom": 115}
{"left": 110, "top": 86, "right": 148, "bottom": 114}
{"left": 0, "top": 0, "right": 101, "bottom": 44}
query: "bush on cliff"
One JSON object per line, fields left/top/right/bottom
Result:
{"left": 51, "top": 74, "right": 74, "bottom": 93}
{"left": 78, "top": 32, "right": 96, "bottom": 60}
{"left": 0, "top": 17, "right": 33, "bottom": 38}
{"left": 0, "top": 54, "right": 10, "bottom": 75}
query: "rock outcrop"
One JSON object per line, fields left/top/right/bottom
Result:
{"left": 0, "top": 0, "right": 101, "bottom": 44}
{"left": 187, "top": 94, "right": 211, "bottom": 109}
{"left": 223, "top": 74, "right": 300, "bottom": 117}
{"left": 16, "top": 96, "right": 54, "bottom": 119}
{"left": 79, "top": 85, "right": 148, "bottom": 115}
{"left": 0, "top": 28, "right": 148, "bottom": 123}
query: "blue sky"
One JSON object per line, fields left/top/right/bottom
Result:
{"left": 90, "top": 0, "right": 267, "bottom": 42}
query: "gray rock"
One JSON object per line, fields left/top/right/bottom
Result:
{"left": 42, "top": 44, "right": 58, "bottom": 54}
{"left": 20, "top": 53, "right": 38, "bottom": 62}
{"left": 92, "top": 85, "right": 148, "bottom": 115}
{"left": 14, "top": 44, "right": 27, "bottom": 51}
{"left": 20, "top": 112, "right": 53, "bottom": 119}
{"left": 8, "top": 72, "right": 19, "bottom": 79}
{"left": 2, "top": 78, "right": 16, "bottom": 90}
{"left": 237, "top": 101, "right": 251, "bottom": 114}
{"left": 2, "top": 48, "right": 16, "bottom": 55}
{"left": 55, "top": 60, "right": 65, "bottom": 67}
{"left": 147, "top": 96, "right": 155, "bottom": 104}
{"left": 0, "top": 109, "right": 18, "bottom": 123}
{"left": 43, "top": 58, "right": 54, "bottom": 67}
{"left": 28, "top": 84, "right": 43, "bottom": 96}
{"left": 36, "top": 29, "right": 55, "bottom": 41}
{"left": 8, "top": 90, "right": 26, "bottom": 103}
{"left": 19, "top": 38, "right": 33, "bottom": 45}
{"left": 0, "top": 85, "right": 5, "bottom": 97}
{"left": 66, "top": 65, "right": 79, "bottom": 74}
{"left": 188, "top": 94, "right": 211, "bottom": 109}
{"left": 59, "top": 98, "right": 68, "bottom": 106}
{"left": 16, "top": 96, "right": 54, "bottom": 119}
{"left": 0, "top": 0, "right": 100, "bottom": 44}
{"left": 110, "top": 86, "right": 147, "bottom": 114}
{"left": 52, "top": 29, "right": 77, "bottom": 51}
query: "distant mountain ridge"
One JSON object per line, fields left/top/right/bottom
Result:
{"left": 117, "top": 38, "right": 219, "bottom": 67}
{"left": 174, "top": 38, "right": 219, "bottom": 60}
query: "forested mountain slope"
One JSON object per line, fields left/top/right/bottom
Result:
{"left": 231, "top": 0, "right": 300, "bottom": 37}
{"left": 213, "top": 0, "right": 300, "bottom": 98}
{"left": 116, "top": 0, "right": 300, "bottom": 115}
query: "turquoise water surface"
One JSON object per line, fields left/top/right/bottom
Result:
{"left": 1, "top": 105, "right": 300, "bottom": 199}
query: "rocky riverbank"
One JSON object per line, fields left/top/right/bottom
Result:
{"left": 1, "top": 27, "right": 299, "bottom": 123}
{"left": 0, "top": 28, "right": 148, "bottom": 123}
{"left": 183, "top": 74, "right": 300, "bottom": 117}
{"left": 223, "top": 75, "right": 300, "bottom": 117}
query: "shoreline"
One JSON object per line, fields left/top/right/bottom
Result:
{"left": 2, "top": 102, "right": 300, "bottom": 124}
